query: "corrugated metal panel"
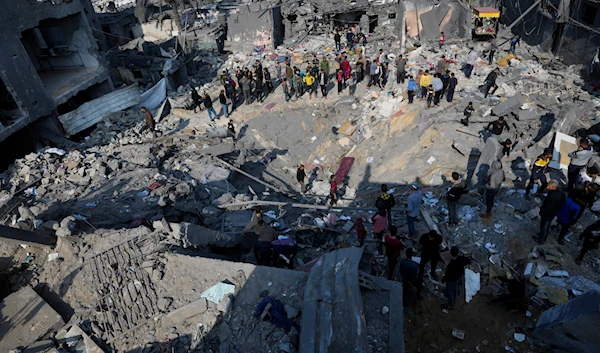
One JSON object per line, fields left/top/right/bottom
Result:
{"left": 299, "top": 247, "right": 368, "bottom": 353}
{"left": 58, "top": 85, "right": 141, "bottom": 136}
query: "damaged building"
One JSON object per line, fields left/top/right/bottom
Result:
{"left": 0, "top": 0, "right": 113, "bottom": 164}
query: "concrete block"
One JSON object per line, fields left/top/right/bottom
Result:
{"left": 162, "top": 298, "right": 208, "bottom": 326}
{"left": 343, "top": 221, "right": 355, "bottom": 233}
{"left": 0, "top": 286, "right": 65, "bottom": 351}
{"left": 525, "top": 207, "right": 540, "bottom": 220}
{"left": 518, "top": 109, "right": 538, "bottom": 121}
{"left": 63, "top": 325, "right": 105, "bottom": 353}
{"left": 492, "top": 94, "right": 523, "bottom": 116}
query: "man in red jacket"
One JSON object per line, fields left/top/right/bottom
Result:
{"left": 384, "top": 225, "right": 405, "bottom": 280}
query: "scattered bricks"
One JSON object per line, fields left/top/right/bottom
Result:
{"left": 162, "top": 298, "right": 208, "bottom": 326}
{"left": 525, "top": 207, "right": 540, "bottom": 220}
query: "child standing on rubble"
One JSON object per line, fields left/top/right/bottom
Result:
{"left": 439, "top": 32, "right": 445, "bottom": 49}
{"left": 461, "top": 102, "right": 474, "bottom": 126}
{"left": 336, "top": 69, "right": 344, "bottom": 95}
{"left": 426, "top": 84, "right": 434, "bottom": 108}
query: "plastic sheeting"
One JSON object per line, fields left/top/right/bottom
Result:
{"left": 139, "top": 78, "right": 167, "bottom": 111}
{"left": 465, "top": 269, "right": 480, "bottom": 303}
{"left": 200, "top": 282, "right": 235, "bottom": 304}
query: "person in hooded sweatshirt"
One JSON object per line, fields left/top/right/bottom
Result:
{"left": 483, "top": 160, "right": 504, "bottom": 218}
{"left": 372, "top": 208, "right": 388, "bottom": 245}
{"left": 556, "top": 196, "right": 583, "bottom": 245}
{"left": 568, "top": 138, "right": 593, "bottom": 191}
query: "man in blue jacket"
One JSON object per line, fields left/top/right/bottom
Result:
{"left": 407, "top": 75, "right": 417, "bottom": 104}
{"left": 406, "top": 183, "right": 423, "bottom": 238}
{"left": 556, "top": 197, "right": 583, "bottom": 245}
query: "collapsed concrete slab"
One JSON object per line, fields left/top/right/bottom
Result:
{"left": 170, "top": 222, "right": 244, "bottom": 248}
{"left": 492, "top": 94, "right": 524, "bottom": 116}
{"left": 0, "top": 286, "right": 65, "bottom": 351}
{"left": 299, "top": 247, "right": 368, "bottom": 353}
{"left": 533, "top": 290, "right": 600, "bottom": 353}
{"left": 470, "top": 138, "right": 501, "bottom": 190}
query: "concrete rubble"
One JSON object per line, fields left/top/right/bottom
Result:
{"left": 1, "top": 0, "right": 600, "bottom": 352}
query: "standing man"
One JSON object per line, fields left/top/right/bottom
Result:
{"left": 329, "top": 174, "right": 338, "bottom": 206}
{"left": 319, "top": 68, "right": 329, "bottom": 97}
{"left": 417, "top": 230, "right": 443, "bottom": 298}
{"left": 297, "top": 164, "right": 306, "bottom": 193}
{"left": 372, "top": 208, "right": 388, "bottom": 252}
{"left": 376, "top": 184, "right": 396, "bottom": 226}
{"left": 486, "top": 116, "right": 510, "bottom": 140}
{"left": 576, "top": 220, "right": 600, "bottom": 265}
{"left": 285, "top": 62, "right": 294, "bottom": 83}
{"left": 320, "top": 56, "right": 330, "bottom": 79}
{"left": 254, "top": 72, "right": 264, "bottom": 103}
{"left": 225, "top": 77, "right": 237, "bottom": 112}
{"left": 399, "top": 248, "right": 419, "bottom": 314}
{"left": 334, "top": 31, "right": 341, "bottom": 51}
{"left": 568, "top": 138, "right": 593, "bottom": 190}
{"left": 525, "top": 148, "right": 553, "bottom": 195}
{"left": 241, "top": 74, "right": 252, "bottom": 105}
{"left": 447, "top": 172, "right": 468, "bottom": 226}
{"left": 203, "top": 92, "right": 218, "bottom": 121}
{"left": 396, "top": 54, "right": 407, "bottom": 84}
{"left": 275, "top": 61, "right": 282, "bottom": 81}
{"left": 191, "top": 87, "right": 202, "bottom": 113}
{"left": 420, "top": 70, "right": 432, "bottom": 100}
{"left": 465, "top": 48, "right": 477, "bottom": 78}
{"left": 341, "top": 56, "right": 351, "bottom": 84}
{"left": 264, "top": 67, "right": 274, "bottom": 94}
{"left": 384, "top": 225, "right": 405, "bottom": 280}
{"left": 281, "top": 78, "right": 290, "bottom": 102}
{"left": 446, "top": 73, "right": 458, "bottom": 102}
{"left": 441, "top": 246, "right": 471, "bottom": 310}
{"left": 303, "top": 71, "right": 316, "bottom": 99}
{"left": 437, "top": 55, "right": 447, "bottom": 75}
{"left": 407, "top": 75, "right": 417, "bottom": 104}
{"left": 483, "top": 67, "right": 499, "bottom": 98}
{"left": 432, "top": 73, "right": 444, "bottom": 106}
{"left": 488, "top": 36, "right": 498, "bottom": 64}
{"left": 537, "top": 180, "right": 566, "bottom": 244}
{"left": 440, "top": 70, "right": 450, "bottom": 99}
{"left": 243, "top": 206, "right": 277, "bottom": 265}
{"left": 369, "top": 61, "right": 378, "bottom": 87}
{"left": 346, "top": 29, "right": 355, "bottom": 50}
{"left": 219, "top": 89, "right": 228, "bottom": 118}
{"left": 483, "top": 161, "right": 504, "bottom": 218}
{"left": 406, "top": 183, "right": 423, "bottom": 239}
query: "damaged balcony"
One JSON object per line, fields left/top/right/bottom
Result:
{"left": 20, "top": 13, "right": 109, "bottom": 105}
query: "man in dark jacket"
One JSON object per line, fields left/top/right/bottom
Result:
{"left": 441, "top": 246, "right": 470, "bottom": 310}
{"left": 203, "top": 92, "right": 217, "bottom": 121}
{"left": 399, "top": 248, "right": 419, "bottom": 313}
{"left": 447, "top": 172, "right": 468, "bottom": 225}
{"left": 576, "top": 220, "right": 600, "bottom": 264}
{"left": 191, "top": 87, "right": 202, "bottom": 113}
{"left": 396, "top": 55, "right": 407, "bottom": 84}
{"left": 557, "top": 197, "right": 582, "bottom": 245}
{"left": 243, "top": 206, "right": 277, "bottom": 265}
{"left": 417, "top": 230, "right": 443, "bottom": 298}
{"left": 537, "top": 180, "right": 566, "bottom": 244}
{"left": 375, "top": 184, "right": 396, "bottom": 226}
{"left": 483, "top": 67, "right": 499, "bottom": 98}
{"left": 486, "top": 116, "right": 510, "bottom": 139}
{"left": 446, "top": 73, "right": 458, "bottom": 102}
{"left": 334, "top": 31, "right": 341, "bottom": 51}
{"left": 297, "top": 164, "right": 306, "bottom": 193}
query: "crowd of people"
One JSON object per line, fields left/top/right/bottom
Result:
{"left": 232, "top": 31, "right": 600, "bottom": 316}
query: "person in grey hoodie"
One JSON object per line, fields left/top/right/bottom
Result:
{"left": 568, "top": 138, "right": 593, "bottom": 191}
{"left": 406, "top": 183, "right": 423, "bottom": 238}
{"left": 483, "top": 160, "right": 504, "bottom": 217}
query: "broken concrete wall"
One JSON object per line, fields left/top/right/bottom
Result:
{"left": 228, "top": 3, "right": 280, "bottom": 49}
{"left": 404, "top": 1, "right": 466, "bottom": 40}
{"left": 533, "top": 291, "right": 600, "bottom": 353}
{"left": 0, "top": 0, "right": 113, "bottom": 143}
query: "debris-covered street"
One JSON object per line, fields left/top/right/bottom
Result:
{"left": 1, "top": 0, "right": 600, "bottom": 352}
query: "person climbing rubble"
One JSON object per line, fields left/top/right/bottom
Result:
{"left": 375, "top": 184, "right": 396, "bottom": 226}
{"left": 483, "top": 160, "right": 504, "bottom": 218}
{"left": 461, "top": 102, "right": 474, "bottom": 126}
{"left": 556, "top": 196, "right": 583, "bottom": 245}
{"left": 537, "top": 180, "right": 565, "bottom": 244}
{"left": 509, "top": 35, "right": 520, "bottom": 54}
{"left": 227, "top": 119, "right": 236, "bottom": 141}
{"left": 406, "top": 183, "right": 422, "bottom": 239}
{"left": 446, "top": 172, "right": 468, "bottom": 226}
{"left": 384, "top": 225, "right": 404, "bottom": 280}
{"left": 441, "top": 246, "right": 470, "bottom": 311}
{"left": 568, "top": 138, "right": 593, "bottom": 190}
{"left": 576, "top": 220, "right": 600, "bottom": 265}
{"left": 525, "top": 148, "right": 553, "bottom": 195}
{"left": 417, "top": 230, "right": 443, "bottom": 299}
{"left": 243, "top": 206, "right": 277, "bottom": 265}
{"left": 486, "top": 116, "right": 510, "bottom": 140}
{"left": 483, "top": 68, "right": 500, "bottom": 98}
